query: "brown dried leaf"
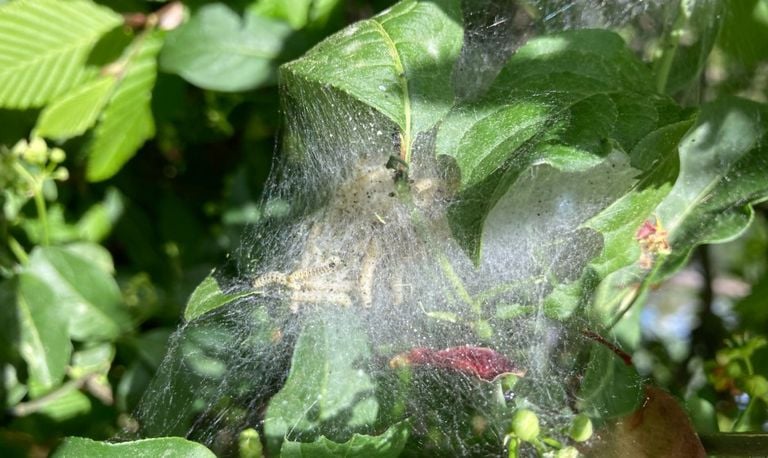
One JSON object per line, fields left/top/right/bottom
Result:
{"left": 582, "top": 386, "right": 706, "bottom": 458}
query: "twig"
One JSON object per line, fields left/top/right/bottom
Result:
{"left": 8, "top": 373, "right": 98, "bottom": 417}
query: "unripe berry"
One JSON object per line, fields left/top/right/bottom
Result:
{"left": 569, "top": 414, "right": 593, "bottom": 442}
{"left": 511, "top": 409, "right": 539, "bottom": 441}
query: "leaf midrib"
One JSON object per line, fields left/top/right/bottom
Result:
{"left": 369, "top": 3, "right": 415, "bottom": 162}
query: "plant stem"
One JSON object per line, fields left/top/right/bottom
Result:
{"left": 607, "top": 258, "right": 665, "bottom": 330}
{"left": 699, "top": 433, "right": 768, "bottom": 456}
{"left": 8, "top": 236, "right": 28, "bottom": 265}
{"left": 8, "top": 373, "right": 97, "bottom": 417}
{"left": 12, "top": 162, "right": 49, "bottom": 245}
{"left": 410, "top": 208, "right": 479, "bottom": 314}
{"left": 654, "top": 1, "right": 687, "bottom": 94}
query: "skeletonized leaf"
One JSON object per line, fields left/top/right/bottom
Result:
{"left": 160, "top": 3, "right": 292, "bottom": 91}
{"left": 87, "top": 31, "right": 164, "bottom": 182}
{"left": 0, "top": 0, "right": 122, "bottom": 108}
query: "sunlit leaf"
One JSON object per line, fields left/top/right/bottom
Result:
{"left": 282, "top": 0, "right": 463, "bottom": 149}
{"left": 35, "top": 76, "right": 117, "bottom": 140}
{"left": 87, "top": 30, "right": 164, "bottom": 182}
{"left": 655, "top": 96, "right": 768, "bottom": 278}
{"left": 0, "top": 0, "right": 122, "bottom": 108}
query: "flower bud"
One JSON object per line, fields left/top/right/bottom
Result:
{"left": 238, "top": 428, "right": 263, "bottom": 458}
{"left": 474, "top": 320, "right": 493, "bottom": 340}
{"left": 11, "top": 139, "right": 28, "bottom": 156}
{"left": 49, "top": 147, "right": 66, "bottom": 163}
{"left": 569, "top": 414, "right": 593, "bottom": 442}
{"left": 25, "top": 137, "right": 48, "bottom": 164}
{"left": 511, "top": 409, "right": 539, "bottom": 441}
{"left": 52, "top": 167, "right": 70, "bottom": 182}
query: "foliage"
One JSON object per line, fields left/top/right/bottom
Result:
{"left": 0, "top": 0, "right": 767, "bottom": 457}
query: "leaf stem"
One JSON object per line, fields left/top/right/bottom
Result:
{"left": 370, "top": 18, "right": 412, "bottom": 165}
{"left": 410, "top": 208, "right": 479, "bottom": 314}
{"left": 8, "top": 235, "right": 28, "bottom": 265}
{"left": 607, "top": 258, "right": 665, "bottom": 330}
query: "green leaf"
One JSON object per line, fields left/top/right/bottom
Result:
{"left": 52, "top": 437, "right": 216, "bottom": 458}
{"left": 71, "top": 343, "right": 114, "bottom": 377}
{"left": 436, "top": 29, "right": 663, "bottom": 260}
{"left": 35, "top": 76, "right": 117, "bottom": 140}
{"left": 587, "top": 119, "right": 694, "bottom": 278}
{"left": 280, "top": 422, "right": 409, "bottom": 458}
{"left": 479, "top": 151, "right": 635, "bottom": 319}
{"left": 655, "top": 96, "right": 768, "bottom": 278}
{"left": 15, "top": 274, "right": 71, "bottom": 397}
{"left": 75, "top": 187, "right": 125, "bottom": 242}
{"left": 160, "top": 3, "right": 292, "bottom": 92}
{"left": 26, "top": 244, "right": 128, "bottom": 341}
{"left": 184, "top": 273, "right": 254, "bottom": 321}
{"left": 264, "top": 311, "right": 377, "bottom": 451}
{"left": 0, "top": 0, "right": 122, "bottom": 108}
{"left": 577, "top": 342, "right": 643, "bottom": 419}
{"left": 281, "top": 0, "right": 463, "bottom": 152}
{"left": 87, "top": 31, "right": 164, "bottom": 182}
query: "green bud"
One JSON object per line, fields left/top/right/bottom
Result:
{"left": 556, "top": 446, "right": 580, "bottom": 458}
{"left": 726, "top": 361, "right": 742, "bottom": 378}
{"left": 11, "top": 139, "right": 28, "bottom": 156}
{"left": 511, "top": 409, "right": 539, "bottom": 441}
{"left": 474, "top": 320, "right": 493, "bottom": 340}
{"left": 52, "top": 167, "right": 69, "bottom": 181}
{"left": 569, "top": 414, "right": 593, "bottom": 442}
{"left": 24, "top": 137, "right": 48, "bottom": 164}
{"left": 238, "top": 428, "right": 263, "bottom": 458}
{"left": 49, "top": 147, "right": 66, "bottom": 163}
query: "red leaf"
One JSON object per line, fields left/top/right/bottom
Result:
{"left": 389, "top": 346, "right": 525, "bottom": 381}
